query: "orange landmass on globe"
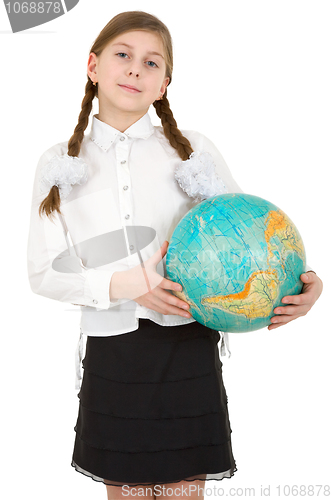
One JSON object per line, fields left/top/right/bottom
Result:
{"left": 265, "top": 210, "right": 305, "bottom": 265}
{"left": 201, "top": 269, "right": 279, "bottom": 319}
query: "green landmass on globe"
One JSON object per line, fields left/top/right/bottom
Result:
{"left": 166, "top": 193, "right": 306, "bottom": 333}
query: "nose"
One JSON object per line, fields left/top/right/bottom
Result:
{"left": 128, "top": 60, "right": 141, "bottom": 78}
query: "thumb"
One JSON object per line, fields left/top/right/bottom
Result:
{"left": 158, "top": 240, "right": 169, "bottom": 260}
{"left": 301, "top": 272, "right": 314, "bottom": 283}
{"left": 148, "top": 240, "right": 169, "bottom": 266}
{"left": 161, "top": 240, "right": 169, "bottom": 253}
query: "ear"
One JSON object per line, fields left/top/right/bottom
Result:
{"left": 160, "top": 76, "right": 170, "bottom": 95}
{"left": 87, "top": 52, "right": 98, "bottom": 82}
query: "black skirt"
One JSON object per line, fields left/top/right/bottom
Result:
{"left": 71, "top": 318, "right": 237, "bottom": 486}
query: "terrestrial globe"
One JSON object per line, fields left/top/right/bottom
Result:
{"left": 165, "top": 193, "right": 306, "bottom": 333}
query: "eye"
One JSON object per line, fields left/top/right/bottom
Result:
{"left": 146, "top": 60, "right": 158, "bottom": 68}
{"left": 116, "top": 52, "right": 129, "bottom": 58}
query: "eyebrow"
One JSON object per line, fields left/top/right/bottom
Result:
{"left": 112, "top": 42, "right": 164, "bottom": 59}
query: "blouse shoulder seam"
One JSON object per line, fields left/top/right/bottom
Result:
{"left": 39, "top": 134, "right": 92, "bottom": 162}
{"left": 40, "top": 140, "right": 69, "bottom": 159}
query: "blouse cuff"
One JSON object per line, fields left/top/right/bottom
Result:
{"left": 84, "top": 268, "right": 117, "bottom": 310}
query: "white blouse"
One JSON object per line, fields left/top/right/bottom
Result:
{"left": 27, "top": 111, "right": 309, "bottom": 389}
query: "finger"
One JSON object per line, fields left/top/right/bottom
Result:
{"left": 162, "top": 289, "right": 191, "bottom": 311}
{"left": 282, "top": 293, "right": 315, "bottom": 308}
{"left": 267, "top": 322, "right": 284, "bottom": 330}
{"left": 281, "top": 294, "right": 306, "bottom": 306}
{"left": 142, "top": 280, "right": 187, "bottom": 307}
{"left": 139, "top": 290, "right": 192, "bottom": 318}
{"left": 164, "top": 300, "right": 192, "bottom": 317}
{"left": 152, "top": 285, "right": 191, "bottom": 313}
{"left": 270, "top": 314, "right": 297, "bottom": 325}
{"left": 159, "top": 276, "right": 183, "bottom": 293}
{"left": 273, "top": 305, "right": 307, "bottom": 316}
{"left": 300, "top": 272, "right": 316, "bottom": 284}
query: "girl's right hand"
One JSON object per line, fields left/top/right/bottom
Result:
{"left": 109, "top": 241, "right": 192, "bottom": 318}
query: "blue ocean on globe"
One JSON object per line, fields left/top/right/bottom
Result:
{"left": 166, "top": 193, "right": 306, "bottom": 333}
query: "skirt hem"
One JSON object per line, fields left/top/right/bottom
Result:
{"left": 71, "top": 460, "right": 238, "bottom": 487}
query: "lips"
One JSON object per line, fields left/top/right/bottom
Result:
{"left": 119, "top": 84, "right": 141, "bottom": 93}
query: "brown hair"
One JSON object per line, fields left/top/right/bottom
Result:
{"left": 39, "top": 11, "right": 194, "bottom": 219}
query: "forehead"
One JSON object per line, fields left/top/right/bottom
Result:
{"left": 107, "top": 30, "right": 165, "bottom": 56}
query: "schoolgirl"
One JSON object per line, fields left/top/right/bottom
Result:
{"left": 27, "top": 11, "right": 323, "bottom": 500}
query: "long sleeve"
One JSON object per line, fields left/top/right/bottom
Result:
{"left": 27, "top": 149, "right": 128, "bottom": 310}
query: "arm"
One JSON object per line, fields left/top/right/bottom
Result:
{"left": 109, "top": 241, "right": 193, "bottom": 319}
{"left": 27, "top": 150, "right": 128, "bottom": 310}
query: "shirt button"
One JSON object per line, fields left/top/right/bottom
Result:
{"left": 129, "top": 245, "right": 134, "bottom": 250}
{"left": 123, "top": 185, "right": 128, "bottom": 190}
{"left": 121, "top": 160, "right": 126, "bottom": 164}
{"left": 93, "top": 299, "right": 98, "bottom": 304}
{"left": 125, "top": 214, "right": 130, "bottom": 219}
{"left": 120, "top": 136, "right": 125, "bottom": 141}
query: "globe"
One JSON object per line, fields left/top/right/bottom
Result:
{"left": 165, "top": 193, "right": 306, "bottom": 333}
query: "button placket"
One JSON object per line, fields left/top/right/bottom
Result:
{"left": 115, "top": 136, "right": 133, "bottom": 230}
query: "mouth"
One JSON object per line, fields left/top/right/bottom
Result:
{"left": 119, "top": 84, "right": 141, "bottom": 93}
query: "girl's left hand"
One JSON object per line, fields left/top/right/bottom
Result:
{"left": 268, "top": 271, "right": 323, "bottom": 330}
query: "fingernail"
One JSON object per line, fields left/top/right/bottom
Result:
{"left": 176, "top": 285, "right": 182, "bottom": 291}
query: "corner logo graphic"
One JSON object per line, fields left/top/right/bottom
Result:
{"left": 3, "top": 0, "right": 79, "bottom": 33}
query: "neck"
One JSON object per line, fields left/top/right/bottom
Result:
{"left": 97, "top": 106, "right": 149, "bottom": 133}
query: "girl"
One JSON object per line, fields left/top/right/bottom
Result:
{"left": 27, "top": 10, "right": 323, "bottom": 500}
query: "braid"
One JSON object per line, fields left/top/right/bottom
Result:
{"left": 68, "top": 79, "right": 96, "bottom": 157}
{"left": 153, "top": 89, "right": 194, "bottom": 161}
{"left": 39, "top": 79, "right": 96, "bottom": 220}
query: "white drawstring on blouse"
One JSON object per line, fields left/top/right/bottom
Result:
{"left": 75, "top": 328, "right": 84, "bottom": 391}
{"left": 218, "top": 330, "right": 231, "bottom": 358}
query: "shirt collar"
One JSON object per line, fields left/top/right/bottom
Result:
{"left": 89, "top": 112, "right": 155, "bottom": 152}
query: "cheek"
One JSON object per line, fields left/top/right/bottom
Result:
{"left": 146, "top": 74, "right": 165, "bottom": 93}
{"left": 99, "top": 61, "right": 121, "bottom": 81}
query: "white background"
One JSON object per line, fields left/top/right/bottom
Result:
{"left": 0, "top": 1, "right": 331, "bottom": 499}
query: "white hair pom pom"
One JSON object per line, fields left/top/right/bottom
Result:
{"left": 174, "top": 151, "right": 228, "bottom": 202}
{"left": 39, "top": 154, "right": 89, "bottom": 200}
